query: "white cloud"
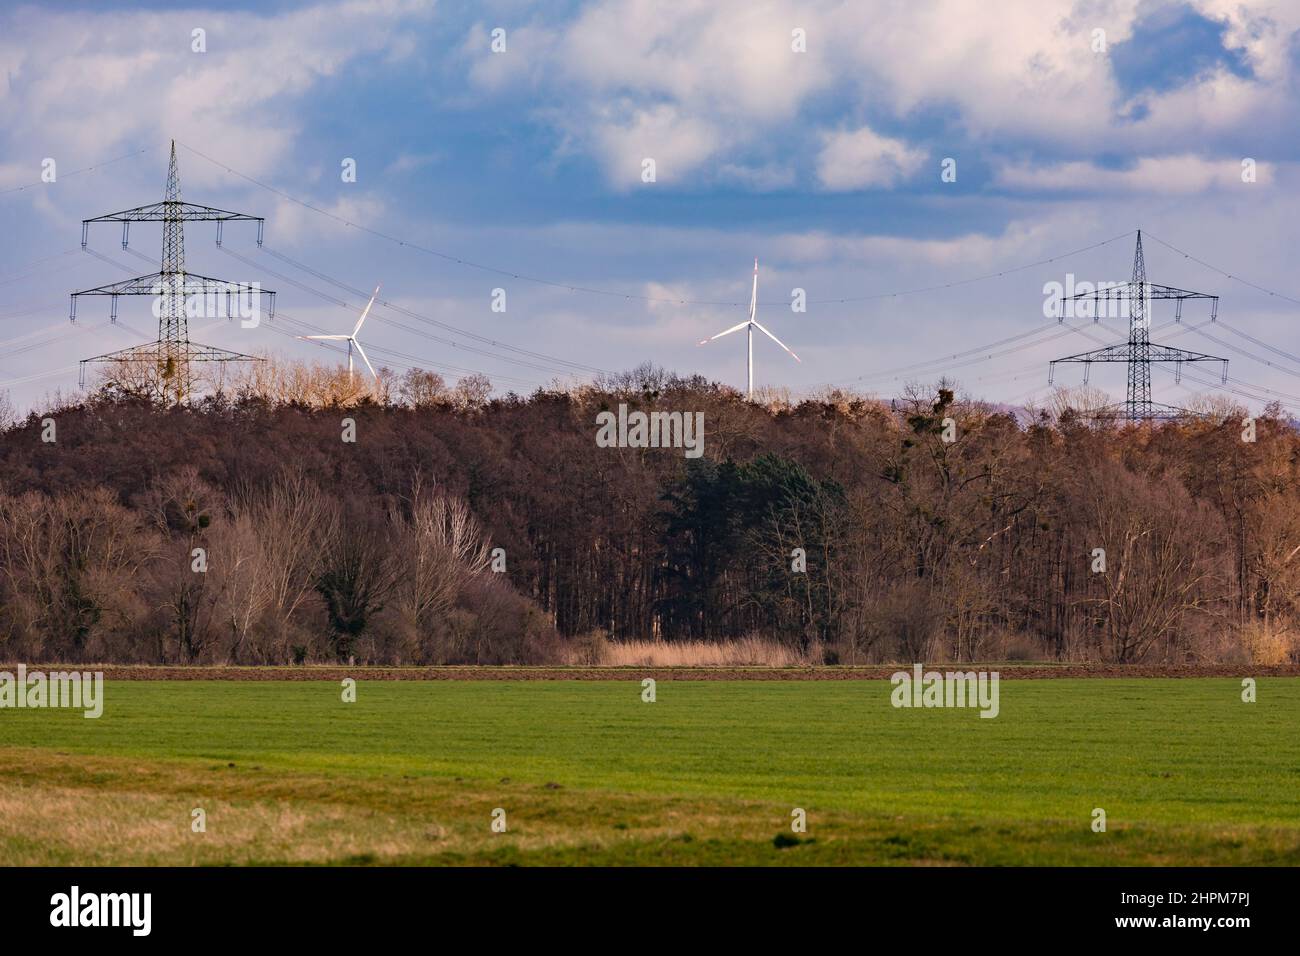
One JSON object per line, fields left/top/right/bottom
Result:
{"left": 716, "top": 162, "right": 797, "bottom": 191}
{"left": 0, "top": 0, "right": 434, "bottom": 186}
{"left": 998, "top": 155, "right": 1273, "bottom": 193}
{"left": 0, "top": 162, "right": 30, "bottom": 190}
{"left": 267, "top": 192, "right": 390, "bottom": 246}
{"left": 461, "top": 0, "right": 832, "bottom": 187}
{"left": 384, "top": 151, "right": 443, "bottom": 176}
{"left": 815, "top": 125, "right": 925, "bottom": 190}
{"left": 454, "top": 0, "right": 1300, "bottom": 189}
{"left": 589, "top": 103, "right": 722, "bottom": 189}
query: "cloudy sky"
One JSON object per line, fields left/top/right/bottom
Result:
{"left": 1, "top": 0, "right": 1298, "bottom": 413}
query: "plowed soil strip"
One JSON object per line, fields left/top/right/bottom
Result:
{"left": 6, "top": 664, "right": 1297, "bottom": 680}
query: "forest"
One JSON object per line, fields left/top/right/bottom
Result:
{"left": 0, "top": 359, "right": 1296, "bottom": 666}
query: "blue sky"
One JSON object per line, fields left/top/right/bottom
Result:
{"left": 1, "top": 0, "right": 1298, "bottom": 413}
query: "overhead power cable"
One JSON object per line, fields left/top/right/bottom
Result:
{"left": 0, "top": 147, "right": 153, "bottom": 197}
{"left": 1216, "top": 319, "right": 1300, "bottom": 367}
{"left": 259, "top": 245, "right": 614, "bottom": 375}
{"left": 1144, "top": 231, "right": 1300, "bottom": 307}
{"left": 219, "top": 246, "right": 589, "bottom": 380}
{"left": 273, "top": 310, "right": 545, "bottom": 390}
{"left": 175, "top": 141, "right": 1141, "bottom": 311}
{"left": 1188, "top": 325, "right": 1300, "bottom": 379}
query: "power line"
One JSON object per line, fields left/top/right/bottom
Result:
{"left": 1099, "top": 319, "right": 1298, "bottom": 406}
{"left": 0, "top": 249, "right": 84, "bottom": 286}
{"left": 829, "top": 321, "right": 1119, "bottom": 399}
{"left": 1216, "top": 319, "right": 1300, "bottom": 367}
{"left": 1161, "top": 364, "right": 1300, "bottom": 406}
{"left": 272, "top": 311, "right": 545, "bottom": 390}
{"left": 0, "top": 147, "right": 153, "bottom": 197}
{"left": 805, "top": 231, "right": 1137, "bottom": 305}
{"left": 175, "top": 141, "right": 1144, "bottom": 312}
{"left": 1188, "top": 325, "right": 1300, "bottom": 379}
{"left": 1143, "top": 231, "right": 1300, "bottom": 307}
{"left": 0, "top": 321, "right": 71, "bottom": 351}
{"left": 0, "top": 303, "right": 69, "bottom": 321}
{"left": 219, "top": 245, "right": 595, "bottom": 381}
{"left": 86, "top": 240, "right": 558, "bottom": 390}
{"left": 1092, "top": 318, "right": 1300, "bottom": 406}
{"left": 0, "top": 321, "right": 111, "bottom": 385}
{"left": 11, "top": 145, "right": 1292, "bottom": 408}
{"left": 829, "top": 323, "right": 1077, "bottom": 387}
{"left": 259, "top": 245, "right": 614, "bottom": 375}
{"left": 271, "top": 309, "right": 540, "bottom": 387}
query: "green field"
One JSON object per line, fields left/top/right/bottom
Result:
{"left": 1, "top": 678, "right": 1297, "bottom": 865}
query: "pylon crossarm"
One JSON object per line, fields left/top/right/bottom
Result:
{"left": 1051, "top": 344, "right": 1135, "bottom": 364}
{"left": 83, "top": 202, "right": 264, "bottom": 224}
{"left": 80, "top": 344, "right": 167, "bottom": 363}
{"left": 186, "top": 342, "right": 264, "bottom": 362}
{"left": 1143, "top": 284, "right": 1217, "bottom": 300}
{"left": 1052, "top": 343, "right": 1225, "bottom": 365}
{"left": 1080, "top": 400, "right": 1191, "bottom": 421}
{"left": 1061, "top": 282, "right": 1216, "bottom": 304}
{"left": 70, "top": 273, "right": 165, "bottom": 296}
{"left": 1138, "top": 402, "right": 1195, "bottom": 420}
{"left": 80, "top": 342, "right": 264, "bottom": 365}
{"left": 1145, "top": 344, "right": 1225, "bottom": 364}
{"left": 71, "top": 272, "right": 274, "bottom": 298}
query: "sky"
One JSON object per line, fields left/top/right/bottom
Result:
{"left": 1, "top": 0, "right": 1299, "bottom": 414}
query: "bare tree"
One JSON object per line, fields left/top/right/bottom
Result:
{"left": 398, "top": 369, "right": 447, "bottom": 408}
{"left": 0, "top": 488, "right": 159, "bottom": 660}
{"left": 394, "top": 477, "right": 491, "bottom": 657}
{"left": 1078, "top": 462, "right": 1225, "bottom": 661}
{"left": 1249, "top": 489, "right": 1300, "bottom": 629}
{"left": 202, "top": 512, "right": 274, "bottom": 662}
{"left": 139, "top": 468, "right": 223, "bottom": 661}
{"left": 449, "top": 373, "right": 492, "bottom": 410}
{"left": 219, "top": 469, "right": 334, "bottom": 661}
{"left": 231, "top": 353, "right": 384, "bottom": 407}
{"left": 316, "top": 501, "right": 399, "bottom": 661}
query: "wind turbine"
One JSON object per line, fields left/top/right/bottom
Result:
{"left": 697, "top": 259, "right": 800, "bottom": 398}
{"left": 300, "top": 284, "right": 380, "bottom": 382}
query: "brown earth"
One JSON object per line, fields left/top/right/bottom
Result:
{"left": 5, "top": 663, "right": 1298, "bottom": 680}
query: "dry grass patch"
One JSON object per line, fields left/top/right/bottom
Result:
{"left": 590, "top": 636, "right": 813, "bottom": 667}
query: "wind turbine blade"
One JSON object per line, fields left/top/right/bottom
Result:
{"left": 352, "top": 339, "right": 378, "bottom": 380}
{"left": 353, "top": 283, "right": 381, "bottom": 337}
{"left": 752, "top": 319, "right": 801, "bottom": 363}
{"left": 698, "top": 320, "right": 751, "bottom": 345}
{"left": 301, "top": 334, "right": 348, "bottom": 341}
{"left": 749, "top": 257, "right": 758, "bottom": 322}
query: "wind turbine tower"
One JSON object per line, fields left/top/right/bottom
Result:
{"left": 300, "top": 284, "right": 381, "bottom": 382}
{"left": 698, "top": 258, "right": 801, "bottom": 398}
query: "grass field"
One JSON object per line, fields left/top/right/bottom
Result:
{"left": 1, "top": 678, "right": 1297, "bottom": 865}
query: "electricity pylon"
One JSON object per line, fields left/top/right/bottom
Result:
{"left": 73, "top": 141, "right": 275, "bottom": 403}
{"left": 1048, "top": 230, "right": 1227, "bottom": 421}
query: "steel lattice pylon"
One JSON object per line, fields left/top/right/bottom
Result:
{"left": 72, "top": 141, "right": 276, "bottom": 403}
{"left": 160, "top": 143, "right": 186, "bottom": 389}
{"left": 1048, "top": 231, "right": 1227, "bottom": 421}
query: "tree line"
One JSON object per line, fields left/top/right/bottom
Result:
{"left": 0, "top": 362, "right": 1295, "bottom": 665}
